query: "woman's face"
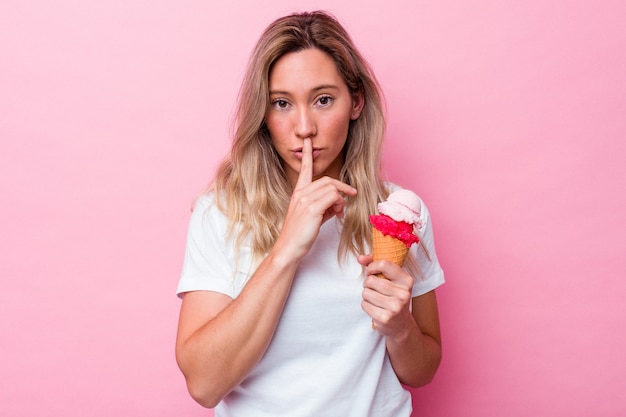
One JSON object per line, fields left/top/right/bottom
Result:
{"left": 265, "top": 48, "right": 363, "bottom": 187}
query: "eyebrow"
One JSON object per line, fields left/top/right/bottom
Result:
{"left": 269, "top": 84, "right": 340, "bottom": 96}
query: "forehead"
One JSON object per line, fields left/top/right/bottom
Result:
{"left": 268, "top": 48, "right": 346, "bottom": 92}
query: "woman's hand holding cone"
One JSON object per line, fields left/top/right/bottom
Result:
{"left": 359, "top": 254, "right": 414, "bottom": 335}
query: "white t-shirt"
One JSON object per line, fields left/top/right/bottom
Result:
{"left": 177, "top": 190, "right": 445, "bottom": 417}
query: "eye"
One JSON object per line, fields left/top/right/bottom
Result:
{"left": 272, "top": 99, "right": 290, "bottom": 110}
{"left": 316, "top": 95, "right": 333, "bottom": 107}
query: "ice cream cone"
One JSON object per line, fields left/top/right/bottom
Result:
{"left": 371, "top": 227, "right": 409, "bottom": 278}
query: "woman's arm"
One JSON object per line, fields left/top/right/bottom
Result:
{"left": 360, "top": 257, "right": 442, "bottom": 387}
{"left": 175, "top": 249, "right": 300, "bottom": 408}
{"left": 386, "top": 291, "right": 442, "bottom": 386}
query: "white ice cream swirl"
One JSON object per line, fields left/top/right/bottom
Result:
{"left": 377, "top": 189, "right": 422, "bottom": 227}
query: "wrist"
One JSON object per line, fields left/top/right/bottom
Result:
{"left": 386, "top": 314, "right": 419, "bottom": 346}
{"left": 265, "top": 244, "right": 301, "bottom": 274}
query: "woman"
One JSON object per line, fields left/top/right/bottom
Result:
{"left": 175, "top": 10, "right": 444, "bottom": 416}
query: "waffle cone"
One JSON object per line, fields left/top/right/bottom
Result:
{"left": 371, "top": 227, "right": 409, "bottom": 278}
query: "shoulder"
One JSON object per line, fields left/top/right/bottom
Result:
{"left": 192, "top": 191, "right": 216, "bottom": 213}
{"left": 188, "top": 191, "right": 229, "bottom": 233}
{"left": 193, "top": 190, "right": 232, "bottom": 217}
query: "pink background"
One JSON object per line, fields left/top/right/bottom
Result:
{"left": 2, "top": 0, "right": 625, "bottom": 416}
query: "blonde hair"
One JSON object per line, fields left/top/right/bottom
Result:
{"left": 212, "top": 11, "right": 391, "bottom": 264}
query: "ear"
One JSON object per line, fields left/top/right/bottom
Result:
{"left": 350, "top": 92, "right": 365, "bottom": 120}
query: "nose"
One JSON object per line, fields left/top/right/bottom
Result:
{"left": 294, "top": 107, "right": 317, "bottom": 139}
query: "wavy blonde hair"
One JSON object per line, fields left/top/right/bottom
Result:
{"left": 211, "top": 11, "right": 391, "bottom": 264}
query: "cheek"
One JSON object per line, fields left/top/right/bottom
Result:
{"left": 326, "top": 111, "right": 351, "bottom": 138}
{"left": 265, "top": 117, "right": 288, "bottom": 143}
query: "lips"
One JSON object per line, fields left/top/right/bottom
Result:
{"left": 293, "top": 148, "right": 322, "bottom": 159}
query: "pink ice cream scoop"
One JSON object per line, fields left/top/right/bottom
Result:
{"left": 369, "top": 189, "right": 422, "bottom": 247}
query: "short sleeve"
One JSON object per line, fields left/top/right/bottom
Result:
{"left": 410, "top": 198, "right": 445, "bottom": 297}
{"left": 176, "top": 194, "right": 252, "bottom": 298}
